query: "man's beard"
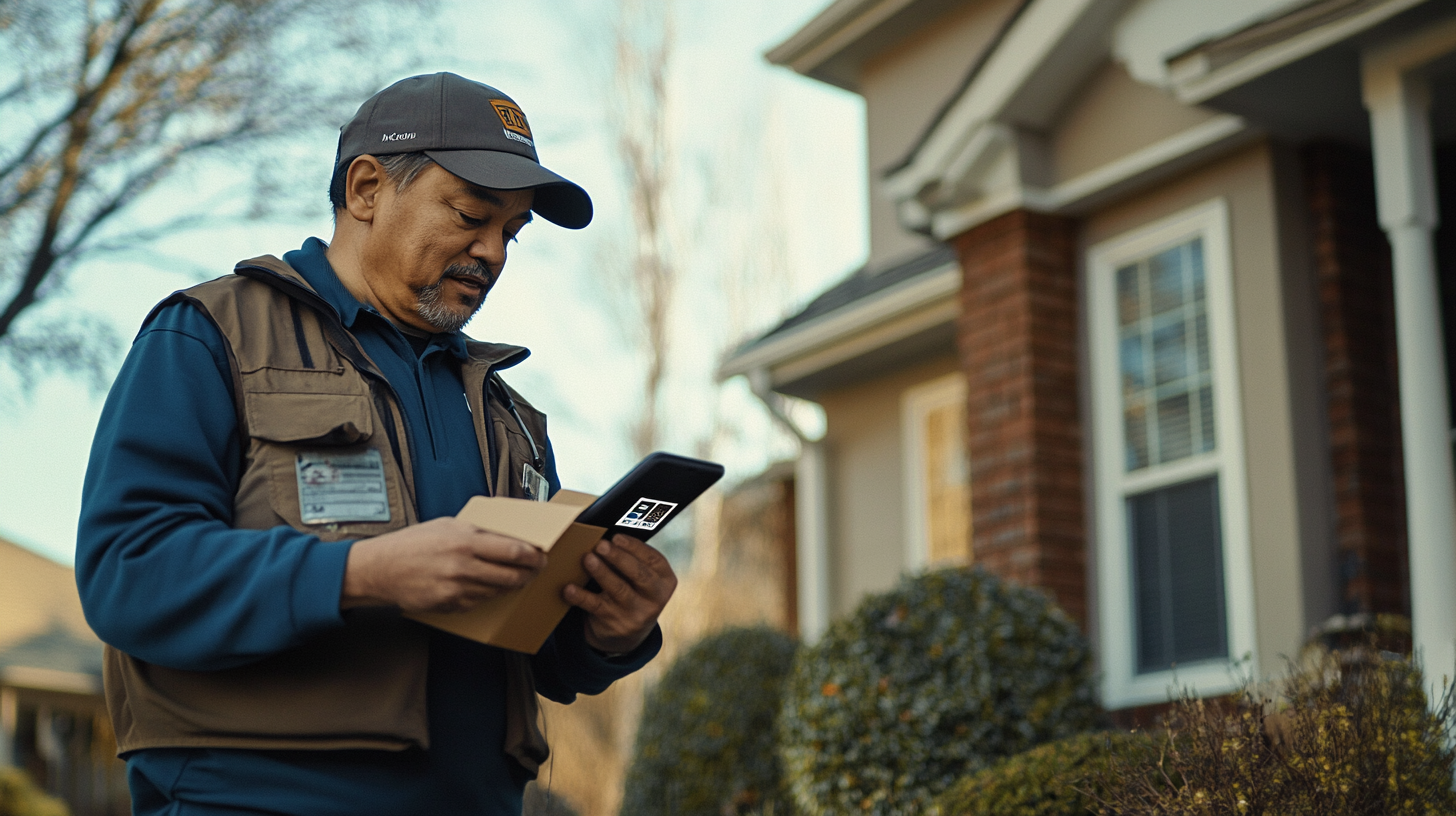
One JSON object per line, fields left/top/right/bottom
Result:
{"left": 415, "top": 262, "right": 494, "bottom": 333}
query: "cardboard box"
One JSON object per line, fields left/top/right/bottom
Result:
{"left": 405, "top": 489, "right": 607, "bottom": 653}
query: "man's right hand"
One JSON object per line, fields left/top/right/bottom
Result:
{"left": 340, "top": 517, "right": 547, "bottom": 613}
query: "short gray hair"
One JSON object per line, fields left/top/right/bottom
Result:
{"left": 328, "top": 152, "right": 437, "bottom": 213}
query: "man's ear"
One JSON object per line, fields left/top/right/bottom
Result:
{"left": 343, "top": 156, "right": 387, "bottom": 224}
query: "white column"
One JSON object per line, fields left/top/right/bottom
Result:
{"left": 795, "top": 441, "right": 832, "bottom": 643}
{"left": 1363, "top": 51, "right": 1456, "bottom": 697}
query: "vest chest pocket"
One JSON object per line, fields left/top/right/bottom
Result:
{"left": 239, "top": 390, "right": 410, "bottom": 540}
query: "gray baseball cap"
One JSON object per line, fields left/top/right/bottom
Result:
{"left": 336, "top": 72, "right": 592, "bottom": 229}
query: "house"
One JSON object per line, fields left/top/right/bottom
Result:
{"left": 721, "top": 0, "right": 1456, "bottom": 717}
{"left": 0, "top": 536, "right": 127, "bottom": 815}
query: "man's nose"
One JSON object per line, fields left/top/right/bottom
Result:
{"left": 467, "top": 232, "right": 506, "bottom": 268}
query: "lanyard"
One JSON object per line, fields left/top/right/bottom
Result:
{"left": 489, "top": 373, "right": 544, "bottom": 473}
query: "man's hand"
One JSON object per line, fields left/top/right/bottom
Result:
{"left": 341, "top": 517, "right": 547, "bottom": 613}
{"left": 563, "top": 534, "right": 677, "bottom": 655}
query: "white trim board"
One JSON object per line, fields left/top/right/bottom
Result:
{"left": 925, "top": 115, "right": 1254, "bottom": 241}
{"left": 1087, "top": 197, "right": 1258, "bottom": 710}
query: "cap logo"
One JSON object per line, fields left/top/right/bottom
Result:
{"left": 381, "top": 132, "right": 417, "bottom": 142}
{"left": 491, "top": 100, "right": 532, "bottom": 138}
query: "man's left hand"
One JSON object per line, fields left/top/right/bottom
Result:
{"left": 563, "top": 534, "right": 677, "bottom": 655}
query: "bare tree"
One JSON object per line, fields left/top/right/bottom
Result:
{"left": 0, "top": 0, "right": 430, "bottom": 385}
{"left": 608, "top": 0, "right": 675, "bottom": 458}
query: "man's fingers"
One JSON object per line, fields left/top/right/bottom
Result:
{"left": 594, "top": 536, "right": 671, "bottom": 595}
{"left": 563, "top": 582, "right": 607, "bottom": 615}
{"left": 455, "top": 558, "right": 539, "bottom": 592}
{"left": 466, "top": 529, "right": 547, "bottom": 569}
{"left": 583, "top": 551, "right": 638, "bottom": 605}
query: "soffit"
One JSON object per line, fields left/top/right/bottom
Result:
{"left": 767, "top": 0, "right": 982, "bottom": 91}
{"left": 1170, "top": 0, "right": 1456, "bottom": 144}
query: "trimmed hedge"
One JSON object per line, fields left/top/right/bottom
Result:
{"left": 621, "top": 626, "right": 798, "bottom": 816}
{"left": 777, "top": 568, "right": 1101, "bottom": 816}
{"left": 931, "top": 731, "right": 1165, "bottom": 816}
{"left": 1093, "top": 654, "right": 1456, "bottom": 815}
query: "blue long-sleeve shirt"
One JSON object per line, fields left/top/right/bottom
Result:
{"left": 77, "top": 237, "right": 658, "bottom": 815}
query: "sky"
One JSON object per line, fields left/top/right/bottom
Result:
{"left": 0, "top": 0, "right": 869, "bottom": 564}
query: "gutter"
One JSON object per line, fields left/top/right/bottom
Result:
{"left": 747, "top": 369, "right": 832, "bottom": 643}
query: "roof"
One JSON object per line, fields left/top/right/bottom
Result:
{"left": 0, "top": 535, "right": 104, "bottom": 693}
{"left": 0, "top": 625, "right": 103, "bottom": 677}
{"left": 740, "top": 244, "right": 956, "bottom": 351}
{"left": 718, "top": 245, "right": 961, "bottom": 397}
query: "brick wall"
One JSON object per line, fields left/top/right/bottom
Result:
{"left": 1302, "top": 142, "right": 1409, "bottom": 617}
{"left": 950, "top": 209, "right": 1088, "bottom": 626}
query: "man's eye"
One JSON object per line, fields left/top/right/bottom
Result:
{"left": 457, "top": 211, "right": 485, "bottom": 228}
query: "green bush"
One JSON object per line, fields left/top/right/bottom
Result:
{"left": 1094, "top": 653, "right": 1456, "bottom": 815}
{"left": 621, "top": 626, "right": 799, "bottom": 816}
{"left": 777, "top": 568, "right": 1101, "bottom": 816}
{"left": 930, "top": 731, "right": 1164, "bottom": 816}
{"left": 0, "top": 768, "right": 68, "bottom": 816}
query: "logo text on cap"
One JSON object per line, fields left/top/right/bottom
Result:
{"left": 491, "top": 101, "right": 532, "bottom": 138}
{"left": 381, "top": 132, "right": 417, "bottom": 142}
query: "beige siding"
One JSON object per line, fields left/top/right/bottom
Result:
{"left": 818, "top": 354, "right": 961, "bottom": 617}
{"left": 860, "top": 0, "right": 1022, "bottom": 266}
{"left": 1081, "top": 141, "right": 1317, "bottom": 680}
{"left": 1051, "top": 59, "right": 1222, "bottom": 185}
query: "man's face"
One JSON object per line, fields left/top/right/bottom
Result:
{"left": 360, "top": 162, "right": 533, "bottom": 333}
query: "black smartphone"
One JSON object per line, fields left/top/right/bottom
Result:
{"left": 574, "top": 451, "right": 725, "bottom": 541}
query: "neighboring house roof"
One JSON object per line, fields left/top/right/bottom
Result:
{"left": 719, "top": 245, "right": 960, "bottom": 397}
{"left": 0, "top": 536, "right": 104, "bottom": 694}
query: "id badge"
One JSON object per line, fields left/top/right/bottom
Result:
{"left": 521, "top": 463, "right": 550, "bottom": 502}
{"left": 296, "top": 450, "right": 391, "bottom": 524}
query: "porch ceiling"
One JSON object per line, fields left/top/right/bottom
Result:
{"left": 1173, "top": 0, "right": 1456, "bottom": 145}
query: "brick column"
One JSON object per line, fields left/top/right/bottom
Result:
{"left": 951, "top": 209, "right": 1087, "bottom": 626}
{"left": 1303, "top": 142, "right": 1410, "bottom": 617}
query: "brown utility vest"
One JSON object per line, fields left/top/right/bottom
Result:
{"left": 103, "top": 255, "right": 551, "bottom": 775}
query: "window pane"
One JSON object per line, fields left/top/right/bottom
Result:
{"left": 1117, "top": 237, "right": 1215, "bottom": 471}
{"left": 1129, "top": 476, "right": 1227, "bottom": 674}
{"left": 1120, "top": 335, "right": 1147, "bottom": 390}
{"left": 923, "top": 399, "right": 971, "bottom": 565}
{"left": 1125, "top": 400, "right": 1149, "bottom": 471}
{"left": 1148, "top": 247, "right": 1185, "bottom": 316}
{"left": 1198, "top": 386, "right": 1216, "bottom": 455}
{"left": 1117, "top": 264, "right": 1141, "bottom": 327}
{"left": 1152, "top": 321, "right": 1188, "bottom": 385}
{"left": 1155, "top": 393, "right": 1192, "bottom": 462}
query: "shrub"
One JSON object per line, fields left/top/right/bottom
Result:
{"left": 1093, "top": 653, "right": 1456, "bottom": 815}
{"left": 0, "top": 768, "right": 68, "bottom": 816}
{"left": 930, "top": 731, "right": 1164, "bottom": 816}
{"left": 621, "top": 626, "right": 799, "bottom": 816}
{"left": 777, "top": 567, "right": 1101, "bottom": 816}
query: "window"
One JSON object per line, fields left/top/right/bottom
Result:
{"left": 902, "top": 373, "right": 971, "bottom": 570}
{"left": 1089, "top": 199, "right": 1255, "bottom": 709}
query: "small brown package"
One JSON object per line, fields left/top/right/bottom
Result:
{"left": 405, "top": 490, "right": 606, "bottom": 653}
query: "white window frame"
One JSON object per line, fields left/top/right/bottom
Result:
{"left": 1088, "top": 198, "right": 1257, "bottom": 709}
{"left": 901, "top": 373, "right": 969, "bottom": 572}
